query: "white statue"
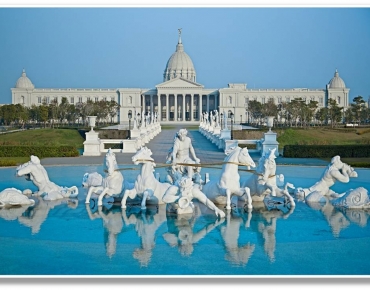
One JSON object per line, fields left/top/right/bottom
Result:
{"left": 162, "top": 176, "right": 226, "bottom": 218}
{"left": 121, "top": 146, "right": 172, "bottom": 209}
{"left": 223, "top": 110, "right": 228, "bottom": 130}
{"left": 166, "top": 129, "right": 201, "bottom": 183}
{"left": 202, "top": 143, "right": 256, "bottom": 210}
{"left": 85, "top": 149, "right": 124, "bottom": 206}
{"left": 82, "top": 172, "right": 103, "bottom": 188}
{"left": 141, "top": 110, "right": 145, "bottom": 127}
{"left": 16, "top": 155, "right": 79, "bottom": 201}
{"left": 214, "top": 110, "right": 220, "bottom": 128}
{"left": 242, "top": 148, "right": 295, "bottom": 206}
{"left": 0, "top": 188, "right": 35, "bottom": 208}
{"left": 294, "top": 155, "right": 358, "bottom": 200}
{"left": 331, "top": 187, "right": 370, "bottom": 209}
{"left": 204, "top": 112, "right": 209, "bottom": 125}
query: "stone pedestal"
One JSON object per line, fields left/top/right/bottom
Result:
{"left": 130, "top": 128, "right": 141, "bottom": 139}
{"left": 83, "top": 131, "right": 101, "bottom": 156}
{"left": 219, "top": 129, "right": 231, "bottom": 140}
{"left": 261, "top": 130, "right": 279, "bottom": 157}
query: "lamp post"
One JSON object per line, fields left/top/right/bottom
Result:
{"left": 220, "top": 113, "right": 223, "bottom": 130}
{"left": 230, "top": 113, "right": 234, "bottom": 140}
{"left": 240, "top": 114, "right": 242, "bottom": 125}
{"left": 128, "top": 111, "right": 132, "bottom": 139}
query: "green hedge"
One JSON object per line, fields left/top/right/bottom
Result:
{"left": 283, "top": 145, "right": 370, "bottom": 158}
{"left": 0, "top": 146, "right": 79, "bottom": 158}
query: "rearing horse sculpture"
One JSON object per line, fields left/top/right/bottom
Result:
{"left": 241, "top": 148, "right": 295, "bottom": 206}
{"left": 202, "top": 143, "right": 256, "bottom": 210}
{"left": 85, "top": 149, "right": 124, "bottom": 206}
{"left": 121, "top": 147, "right": 172, "bottom": 209}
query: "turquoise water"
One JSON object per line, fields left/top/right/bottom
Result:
{"left": 0, "top": 164, "right": 370, "bottom": 276}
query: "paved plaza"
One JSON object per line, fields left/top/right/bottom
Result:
{"left": 40, "top": 125, "right": 329, "bottom": 167}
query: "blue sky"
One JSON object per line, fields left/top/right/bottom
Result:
{"left": 0, "top": 7, "right": 369, "bottom": 104}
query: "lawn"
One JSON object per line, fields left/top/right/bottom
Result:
{"left": 276, "top": 127, "right": 370, "bottom": 148}
{"left": 0, "top": 128, "right": 85, "bottom": 147}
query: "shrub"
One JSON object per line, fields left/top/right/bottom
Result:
{"left": 0, "top": 146, "right": 79, "bottom": 158}
{"left": 283, "top": 145, "right": 370, "bottom": 158}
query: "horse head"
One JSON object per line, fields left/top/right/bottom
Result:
{"left": 238, "top": 147, "right": 256, "bottom": 168}
{"left": 256, "top": 148, "right": 276, "bottom": 179}
{"left": 132, "top": 146, "right": 155, "bottom": 166}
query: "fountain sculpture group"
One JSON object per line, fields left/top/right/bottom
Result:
{"left": 0, "top": 127, "right": 369, "bottom": 215}
{"left": 1, "top": 125, "right": 370, "bottom": 268}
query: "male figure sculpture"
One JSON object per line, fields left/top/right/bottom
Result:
{"left": 171, "top": 129, "right": 201, "bottom": 181}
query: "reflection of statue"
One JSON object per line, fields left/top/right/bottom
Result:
{"left": 121, "top": 147, "right": 171, "bottom": 209}
{"left": 0, "top": 188, "right": 35, "bottom": 207}
{"left": 17, "top": 197, "right": 77, "bottom": 234}
{"left": 16, "top": 155, "right": 79, "bottom": 201}
{"left": 221, "top": 209, "right": 255, "bottom": 265}
{"left": 85, "top": 149, "right": 124, "bottom": 206}
{"left": 295, "top": 155, "right": 358, "bottom": 200}
{"left": 163, "top": 205, "right": 224, "bottom": 257}
{"left": 86, "top": 205, "right": 123, "bottom": 258}
{"left": 122, "top": 205, "right": 167, "bottom": 267}
{"left": 168, "top": 129, "right": 201, "bottom": 182}
{"left": 162, "top": 176, "right": 225, "bottom": 218}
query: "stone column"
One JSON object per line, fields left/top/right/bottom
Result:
{"left": 207, "top": 95, "right": 210, "bottom": 112}
{"left": 191, "top": 94, "right": 194, "bottom": 121}
{"left": 182, "top": 95, "right": 186, "bottom": 122}
{"left": 150, "top": 95, "right": 154, "bottom": 115}
{"left": 199, "top": 94, "right": 202, "bottom": 121}
{"left": 157, "top": 94, "right": 161, "bottom": 121}
{"left": 141, "top": 95, "right": 145, "bottom": 112}
{"left": 174, "top": 94, "right": 178, "bottom": 121}
{"left": 166, "top": 94, "right": 169, "bottom": 121}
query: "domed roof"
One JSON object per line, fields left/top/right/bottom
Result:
{"left": 163, "top": 30, "right": 196, "bottom": 82}
{"left": 15, "top": 69, "right": 34, "bottom": 89}
{"left": 328, "top": 69, "right": 346, "bottom": 89}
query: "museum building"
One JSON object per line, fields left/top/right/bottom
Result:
{"left": 11, "top": 32, "right": 350, "bottom": 124}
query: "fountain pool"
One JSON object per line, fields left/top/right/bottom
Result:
{"left": 0, "top": 164, "right": 369, "bottom": 276}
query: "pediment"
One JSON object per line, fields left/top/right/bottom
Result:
{"left": 156, "top": 77, "right": 203, "bottom": 89}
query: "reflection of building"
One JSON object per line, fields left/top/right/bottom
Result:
{"left": 11, "top": 30, "right": 350, "bottom": 124}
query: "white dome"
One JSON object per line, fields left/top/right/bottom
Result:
{"left": 15, "top": 69, "right": 34, "bottom": 89}
{"left": 163, "top": 33, "right": 196, "bottom": 82}
{"left": 328, "top": 69, "right": 346, "bottom": 89}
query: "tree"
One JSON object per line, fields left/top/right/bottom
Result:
{"left": 247, "top": 100, "right": 262, "bottom": 126}
{"left": 351, "top": 96, "right": 366, "bottom": 125}
{"left": 327, "top": 99, "right": 342, "bottom": 128}
{"left": 39, "top": 104, "right": 49, "bottom": 128}
{"left": 261, "top": 99, "right": 278, "bottom": 118}
{"left": 108, "top": 100, "right": 120, "bottom": 124}
{"left": 316, "top": 107, "right": 328, "bottom": 126}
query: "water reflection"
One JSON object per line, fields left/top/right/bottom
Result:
{"left": 305, "top": 197, "right": 370, "bottom": 237}
{"left": 164, "top": 204, "right": 224, "bottom": 257}
{"left": 123, "top": 205, "right": 167, "bottom": 267}
{"left": 0, "top": 196, "right": 78, "bottom": 234}
{"left": 221, "top": 208, "right": 255, "bottom": 266}
{"left": 86, "top": 204, "right": 124, "bottom": 259}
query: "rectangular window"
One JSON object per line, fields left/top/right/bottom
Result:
{"left": 78, "top": 97, "right": 82, "bottom": 103}
{"left": 95, "top": 97, "right": 99, "bottom": 102}
{"left": 38, "top": 97, "right": 42, "bottom": 104}
{"left": 70, "top": 97, "right": 74, "bottom": 103}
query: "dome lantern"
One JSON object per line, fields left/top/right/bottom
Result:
{"left": 163, "top": 29, "right": 196, "bottom": 82}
